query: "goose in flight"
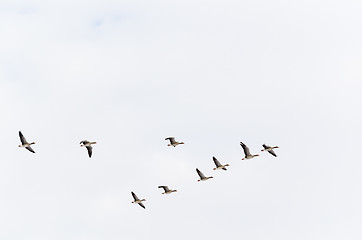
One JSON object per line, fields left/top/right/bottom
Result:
{"left": 18, "top": 131, "right": 35, "bottom": 153}
{"left": 261, "top": 144, "right": 279, "bottom": 157}
{"left": 165, "top": 137, "right": 184, "bottom": 147}
{"left": 131, "top": 192, "right": 146, "bottom": 209}
{"left": 212, "top": 156, "right": 229, "bottom": 170}
{"left": 196, "top": 168, "right": 213, "bottom": 181}
{"left": 80, "top": 140, "right": 96, "bottom": 158}
{"left": 240, "top": 142, "right": 259, "bottom": 160}
{"left": 158, "top": 186, "right": 177, "bottom": 194}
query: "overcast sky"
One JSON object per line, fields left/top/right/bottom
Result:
{"left": 1, "top": 0, "right": 362, "bottom": 239}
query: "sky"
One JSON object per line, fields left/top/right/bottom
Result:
{"left": 1, "top": 0, "right": 362, "bottom": 239}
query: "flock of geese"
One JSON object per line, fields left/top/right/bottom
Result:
{"left": 18, "top": 132, "right": 279, "bottom": 209}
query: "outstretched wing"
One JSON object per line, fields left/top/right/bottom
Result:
{"left": 19, "top": 131, "right": 28, "bottom": 144}
{"left": 165, "top": 137, "right": 176, "bottom": 144}
{"left": 213, "top": 157, "right": 221, "bottom": 167}
{"left": 158, "top": 186, "right": 169, "bottom": 192}
{"left": 240, "top": 142, "right": 251, "bottom": 156}
{"left": 262, "top": 144, "right": 271, "bottom": 149}
{"left": 86, "top": 146, "right": 92, "bottom": 158}
{"left": 267, "top": 149, "right": 277, "bottom": 157}
{"left": 131, "top": 192, "right": 139, "bottom": 201}
{"left": 26, "top": 146, "right": 35, "bottom": 153}
{"left": 196, "top": 168, "right": 205, "bottom": 179}
{"left": 138, "top": 202, "right": 145, "bottom": 209}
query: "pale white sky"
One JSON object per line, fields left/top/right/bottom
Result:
{"left": 1, "top": 0, "right": 362, "bottom": 239}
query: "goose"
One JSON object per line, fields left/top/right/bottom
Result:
{"left": 240, "top": 142, "right": 259, "bottom": 160}
{"left": 212, "top": 156, "right": 229, "bottom": 170}
{"left": 196, "top": 168, "right": 213, "bottom": 181}
{"left": 165, "top": 137, "right": 184, "bottom": 147}
{"left": 18, "top": 131, "right": 35, "bottom": 153}
{"left": 261, "top": 144, "right": 279, "bottom": 157}
{"left": 158, "top": 186, "right": 177, "bottom": 194}
{"left": 131, "top": 192, "right": 146, "bottom": 209}
{"left": 80, "top": 140, "right": 96, "bottom": 158}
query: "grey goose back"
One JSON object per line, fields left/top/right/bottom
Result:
{"left": 131, "top": 192, "right": 146, "bottom": 209}
{"left": 261, "top": 144, "right": 279, "bottom": 157}
{"left": 165, "top": 137, "right": 184, "bottom": 147}
{"left": 158, "top": 186, "right": 177, "bottom": 194}
{"left": 240, "top": 142, "right": 259, "bottom": 160}
{"left": 18, "top": 131, "right": 36, "bottom": 153}
{"left": 80, "top": 140, "right": 96, "bottom": 158}
{"left": 196, "top": 168, "right": 213, "bottom": 181}
{"left": 212, "top": 156, "right": 229, "bottom": 170}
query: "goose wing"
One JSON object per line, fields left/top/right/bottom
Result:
{"left": 212, "top": 157, "right": 222, "bottom": 167}
{"left": 138, "top": 202, "right": 145, "bottom": 209}
{"left": 86, "top": 146, "right": 92, "bottom": 158}
{"left": 158, "top": 186, "right": 169, "bottom": 192}
{"left": 26, "top": 146, "right": 35, "bottom": 153}
{"left": 165, "top": 137, "right": 176, "bottom": 144}
{"left": 196, "top": 168, "right": 205, "bottom": 179}
{"left": 240, "top": 142, "right": 251, "bottom": 156}
{"left": 262, "top": 144, "right": 271, "bottom": 149}
{"left": 131, "top": 192, "right": 139, "bottom": 201}
{"left": 19, "top": 131, "right": 28, "bottom": 144}
{"left": 267, "top": 149, "right": 277, "bottom": 157}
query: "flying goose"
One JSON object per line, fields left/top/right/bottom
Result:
{"left": 80, "top": 140, "right": 96, "bottom": 158}
{"left": 158, "top": 186, "right": 177, "bottom": 194}
{"left": 196, "top": 168, "right": 213, "bottom": 181}
{"left": 131, "top": 192, "right": 146, "bottom": 209}
{"left": 261, "top": 144, "right": 279, "bottom": 157}
{"left": 18, "top": 131, "right": 35, "bottom": 153}
{"left": 240, "top": 142, "right": 259, "bottom": 160}
{"left": 212, "top": 156, "right": 229, "bottom": 170}
{"left": 165, "top": 137, "right": 184, "bottom": 147}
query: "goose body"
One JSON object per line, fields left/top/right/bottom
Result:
{"left": 261, "top": 144, "right": 279, "bottom": 157}
{"left": 80, "top": 140, "right": 96, "bottom": 158}
{"left": 196, "top": 168, "right": 213, "bottom": 181}
{"left": 240, "top": 142, "right": 259, "bottom": 160}
{"left": 18, "top": 131, "right": 35, "bottom": 153}
{"left": 165, "top": 137, "right": 184, "bottom": 147}
{"left": 131, "top": 192, "right": 146, "bottom": 209}
{"left": 212, "top": 156, "right": 229, "bottom": 170}
{"left": 158, "top": 186, "right": 177, "bottom": 194}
